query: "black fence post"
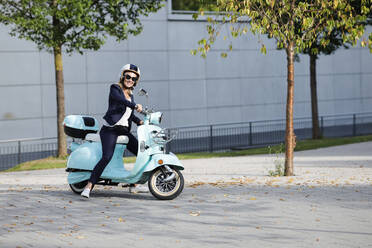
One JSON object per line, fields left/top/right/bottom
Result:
{"left": 353, "top": 114, "right": 356, "bottom": 136}
{"left": 249, "top": 122, "right": 252, "bottom": 146}
{"left": 320, "top": 116, "right": 324, "bottom": 137}
{"left": 17, "top": 140, "right": 21, "bottom": 165}
{"left": 209, "top": 125, "right": 213, "bottom": 152}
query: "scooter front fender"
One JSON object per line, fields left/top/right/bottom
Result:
{"left": 144, "top": 153, "right": 184, "bottom": 172}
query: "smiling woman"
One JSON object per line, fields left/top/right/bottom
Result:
{"left": 79, "top": 63, "right": 145, "bottom": 198}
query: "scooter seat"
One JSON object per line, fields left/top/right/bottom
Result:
{"left": 117, "top": 135, "right": 129, "bottom": 144}
{"left": 85, "top": 133, "right": 100, "bottom": 142}
{"left": 85, "top": 133, "right": 129, "bottom": 144}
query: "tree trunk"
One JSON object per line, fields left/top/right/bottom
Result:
{"left": 284, "top": 42, "right": 295, "bottom": 176}
{"left": 53, "top": 45, "right": 67, "bottom": 157}
{"left": 310, "top": 54, "right": 321, "bottom": 139}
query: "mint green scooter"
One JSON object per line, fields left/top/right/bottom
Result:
{"left": 63, "top": 89, "right": 184, "bottom": 200}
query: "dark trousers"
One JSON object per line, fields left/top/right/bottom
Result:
{"left": 89, "top": 125, "right": 138, "bottom": 185}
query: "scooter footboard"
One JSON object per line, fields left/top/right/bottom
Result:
{"left": 68, "top": 172, "right": 91, "bottom": 185}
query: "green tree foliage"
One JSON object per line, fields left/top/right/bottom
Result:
{"left": 302, "top": 3, "right": 372, "bottom": 140}
{"left": 193, "top": 0, "right": 371, "bottom": 176}
{"left": 0, "top": 0, "right": 163, "bottom": 53}
{"left": 172, "top": 0, "right": 218, "bottom": 12}
{"left": 0, "top": 0, "right": 163, "bottom": 156}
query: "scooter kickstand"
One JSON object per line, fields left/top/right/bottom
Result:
{"left": 122, "top": 184, "right": 134, "bottom": 188}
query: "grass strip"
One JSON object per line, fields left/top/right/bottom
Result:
{"left": 3, "top": 134, "right": 372, "bottom": 172}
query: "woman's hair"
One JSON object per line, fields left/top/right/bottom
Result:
{"left": 117, "top": 80, "right": 133, "bottom": 95}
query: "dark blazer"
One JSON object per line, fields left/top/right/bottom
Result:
{"left": 103, "top": 84, "right": 141, "bottom": 131}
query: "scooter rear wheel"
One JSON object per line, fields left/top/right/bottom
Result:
{"left": 148, "top": 167, "right": 184, "bottom": 200}
{"left": 69, "top": 180, "right": 88, "bottom": 194}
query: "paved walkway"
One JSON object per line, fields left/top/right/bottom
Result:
{"left": 0, "top": 142, "right": 371, "bottom": 247}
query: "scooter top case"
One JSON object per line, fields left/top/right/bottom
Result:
{"left": 63, "top": 115, "right": 99, "bottom": 139}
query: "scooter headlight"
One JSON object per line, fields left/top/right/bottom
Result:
{"left": 149, "top": 112, "right": 163, "bottom": 125}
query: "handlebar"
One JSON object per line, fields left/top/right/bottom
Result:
{"left": 139, "top": 108, "right": 154, "bottom": 116}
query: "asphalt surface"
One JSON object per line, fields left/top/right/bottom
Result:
{"left": 0, "top": 142, "right": 372, "bottom": 247}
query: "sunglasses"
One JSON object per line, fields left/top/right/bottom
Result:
{"left": 124, "top": 74, "right": 138, "bottom": 82}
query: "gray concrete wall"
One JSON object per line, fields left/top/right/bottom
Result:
{"left": 0, "top": 2, "right": 371, "bottom": 140}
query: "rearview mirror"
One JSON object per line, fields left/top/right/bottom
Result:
{"left": 138, "top": 88, "right": 148, "bottom": 97}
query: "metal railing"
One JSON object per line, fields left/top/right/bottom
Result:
{"left": 0, "top": 137, "right": 58, "bottom": 171}
{"left": 1, "top": 112, "right": 372, "bottom": 171}
{"left": 166, "top": 112, "right": 372, "bottom": 154}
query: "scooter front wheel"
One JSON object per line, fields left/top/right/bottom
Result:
{"left": 69, "top": 180, "right": 88, "bottom": 194}
{"left": 148, "top": 167, "right": 184, "bottom": 200}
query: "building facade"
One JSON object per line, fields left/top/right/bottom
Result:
{"left": 0, "top": 2, "right": 371, "bottom": 140}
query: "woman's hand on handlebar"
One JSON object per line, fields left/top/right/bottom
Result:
{"left": 135, "top": 104, "right": 143, "bottom": 113}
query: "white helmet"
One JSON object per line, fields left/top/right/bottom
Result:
{"left": 119, "top": 64, "right": 140, "bottom": 81}
{"left": 118, "top": 64, "right": 140, "bottom": 89}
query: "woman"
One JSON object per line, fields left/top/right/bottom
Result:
{"left": 81, "top": 64, "right": 146, "bottom": 198}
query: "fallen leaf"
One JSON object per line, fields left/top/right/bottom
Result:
{"left": 279, "top": 198, "right": 285, "bottom": 201}
{"left": 189, "top": 211, "right": 201, "bottom": 216}
{"left": 249, "top": 197, "right": 257, "bottom": 200}
{"left": 76, "top": 235, "right": 86, "bottom": 239}
{"left": 189, "top": 182, "right": 206, "bottom": 188}
{"left": 118, "top": 217, "right": 125, "bottom": 222}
